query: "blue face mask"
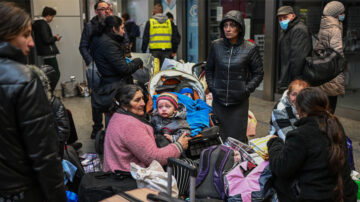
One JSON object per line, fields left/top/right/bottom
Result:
{"left": 338, "top": 15, "right": 345, "bottom": 22}
{"left": 280, "top": 19, "right": 290, "bottom": 30}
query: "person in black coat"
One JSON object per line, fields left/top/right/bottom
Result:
{"left": 122, "top": 13, "right": 140, "bottom": 52}
{"left": 90, "top": 16, "right": 143, "bottom": 120}
{"left": 205, "top": 10, "right": 264, "bottom": 143}
{"left": 32, "top": 6, "right": 61, "bottom": 91}
{"left": 276, "top": 6, "right": 312, "bottom": 92}
{"left": 268, "top": 87, "right": 357, "bottom": 202}
{"left": 0, "top": 2, "right": 66, "bottom": 201}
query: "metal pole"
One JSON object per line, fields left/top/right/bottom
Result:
{"left": 167, "top": 166, "right": 172, "bottom": 196}
{"left": 189, "top": 176, "right": 196, "bottom": 202}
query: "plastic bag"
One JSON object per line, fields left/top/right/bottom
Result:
{"left": 130, "top": 160, "right": 178, "bottom": 197}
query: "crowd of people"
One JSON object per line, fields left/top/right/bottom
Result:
{"left": 0, "top": 0, "right": 357, "bottom": 201}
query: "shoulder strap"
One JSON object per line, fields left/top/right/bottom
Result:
{"left": 213, "top": 146, "right": 233, "bottom": 199}
{"left": 195, "top": 145, "right": 217, "bottom": 187}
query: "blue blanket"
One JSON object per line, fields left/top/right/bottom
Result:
{"left": 152, "top": 92, "right": 212, "bottom": 136}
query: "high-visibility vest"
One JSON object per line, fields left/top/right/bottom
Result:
{"left": 149, "top": 18, "right": 172, "bottom": 50}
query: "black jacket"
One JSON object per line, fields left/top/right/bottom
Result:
{"left": 90, "top": 32, "right": 143, "bottom": 85}
{"left": 277, "top": 17, "right": 312, "bottom": 90}
{"left": 79, "top": 16, "right": 100, "bottom": 66}
{"left": 32, "top": 19, "right": 59, "bottom": 56}
{"left": 0, "top": 42, "right": 66, "bottom": 201}
{"left": 205, "top": 10, "right": 264, "bottom": 106}
{"left": 141, "top": 14, "right": 181, "bottom": 53}
{"left": 268, "top": 117, "right": 357, "bottom": 202}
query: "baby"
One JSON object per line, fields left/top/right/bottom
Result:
{"left": 179, "top": 87, "right": 194, "bottom": 100}
{"left": 151, "top": 92, "right": 191, "bottom": 148}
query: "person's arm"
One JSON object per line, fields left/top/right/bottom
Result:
{"left": 52, "top": 97, "right": 71, "bottom": 144}
{"left": 17, "top": 77, "right": 66, "bottom": 201}
{"left": 267, "top": 132, "right": 306, "bottom": 178}
{"left": 39, "top": 21, "right": 57, "bottom": 45}
{"left": 329, "top": 28, "right": 343, "bottom": 56}
{"left": 122, "top": 121, "right": 181, "bottom": 166}
{"left": 245, "top": 46, "right": 264, "bottom": 94}
{"left": 205, "top": 42, "right": 216, "bottom": 93}
{"left": 289, "top": 28, "right": 312, "bottom": 79}
{"left": 141, "top": 21, "right": 150, "bottom": 53}
{"left": 171, "top": 22, "right": 181, "bottom": 53}
{"left": 100, "top": 41, "right": 143, "bottom": 76}
{"left": 79, "top": 23, "right": 93, "bottom": 66}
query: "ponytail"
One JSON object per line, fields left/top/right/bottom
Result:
{"left": 295, "top": 88, "right": 345, "bottom": 201}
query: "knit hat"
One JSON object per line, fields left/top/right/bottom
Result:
{"left": 156, "top": 92, "right": 178, "bottom": 109}
{"left": 179, "top": 87, "right": 194, "bottom": 96}
{"left": 323, "top": 1, "right": 345, "bottom": 17}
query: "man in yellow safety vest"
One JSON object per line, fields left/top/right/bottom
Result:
{"left": 142, "top": 3, "right": 180, "bottom": 66}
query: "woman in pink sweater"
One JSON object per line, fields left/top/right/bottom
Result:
{"left": 103, "top": 85, "right": 191, "bottom": 172}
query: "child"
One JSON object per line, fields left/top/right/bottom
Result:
{"left": 179, "top": 87, "right": 194, "bottom": 99}
{"left": 151, "top": 93, "right": 191, "bottom": 148}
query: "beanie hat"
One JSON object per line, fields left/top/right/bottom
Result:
{"left": 156, "top": 92, "right": 178, "bottom": 109}
{"left": 323, "top": 1, "right": 345, "bottom": 17}
{"left": 179, "top": 87, "right": 194, "bottom": 96}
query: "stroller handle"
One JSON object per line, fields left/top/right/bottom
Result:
{"left": 191, "top": 61, "right": 206, "bottom": 76}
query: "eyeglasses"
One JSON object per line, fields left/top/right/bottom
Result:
{"left": 97, "top": 7, "right": 110, "bottom": 12}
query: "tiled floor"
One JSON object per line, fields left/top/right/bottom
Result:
{"left": 62, "top": 94, "right": 360, "bottom": 169}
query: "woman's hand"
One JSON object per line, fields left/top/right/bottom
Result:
{"left": 164, "top": 134, "right": 172, "bottom": 142}
{"left": 177, "top": 132, "right": 191, "bottom": 150}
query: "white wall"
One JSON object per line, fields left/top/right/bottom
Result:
{"left": 33, "top": 0, "right": 85, "bottom": 88}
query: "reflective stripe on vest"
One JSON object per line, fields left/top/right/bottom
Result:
{"left": 149, "top": 18, "right": 172, "bottom": 50}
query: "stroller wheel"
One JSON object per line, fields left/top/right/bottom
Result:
{"left": 95, "top": 130, "right": 105, "bottom": 154}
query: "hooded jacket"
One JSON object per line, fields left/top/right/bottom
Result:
{"left": 151, "top": 103, "right": 191, "bottom": 147}
{"left": 315, "top": 16, "right": 345, "bottom": 96}
{"left": 205, "top": 10, "right": 264, "bottom": 106}
{"left": 32, "top": 19, "right": 60, "bottom": 56}
{"left": 141, "top": 13, "right": 181, "bottom": 53}
{"left": 0, "top": 42, "right": 66, "bottom": 201}
{"left": 277, "top": 17, "right": 312, "bottom": 91}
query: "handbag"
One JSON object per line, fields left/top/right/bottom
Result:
{"left": 90, "top": 61, "right": 124, "bottom": 112}
{"left": 130, "top": 160, "right": 179, "bottom": 198}
{"left": 303, "top": 48, "right": 346, "bottom": 86}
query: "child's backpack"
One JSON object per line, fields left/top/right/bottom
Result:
{"left": 195, "top": 145, "right": 238, "bottom": 200}
{"left": 224, "top": 161, "right": 274, "bottom": 202}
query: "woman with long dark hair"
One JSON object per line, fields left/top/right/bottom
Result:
{"left": 268, "top": 87, "right": 357, "bottom": 202}
{"left": 0, "top": 2, "right": 66, "bottom": 201}
{"left": 89, "top": 16, "right": 143, "bottom": 136}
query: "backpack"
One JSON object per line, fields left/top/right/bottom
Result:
{"left": 63, "top": 145, "right": 85, "bottom": 194}
{"left": 195, "top": 145, "right": 238, "bottom": 200}
{"left": 224, "top": 161, "right": 274, "bottom": 202}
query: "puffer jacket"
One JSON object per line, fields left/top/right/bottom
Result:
{"left": 205, "top": 10, "right": 264, "bottom": 106}
{"left": 315, "top": 16, "right": 345, "bottom": 96}
{"left": 79, "top": 16, "right": 100, "bottom": 66}
{"left": 90, "top": 32, "right": 143, "bottom": 85}
{"left": 32, "top": 19, "right": 59, "bottom": 56}
{"left": 151, "top": 103, "right": 191, "bottom": 146}
{"left": 277, "top": 17, "right": 312, "bottom": 91}
{"left": 0, "top": 42, "right": 66, "bottom": 201}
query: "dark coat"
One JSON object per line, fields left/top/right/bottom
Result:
{"left": 268, "top": 117, "right": 357, "bottom": 202}
{"left": 205, "top": 10, "right": 264, "bottom": 106}
{"left": 79, "top": 16, "right": 100, "bottom": 66}
{"left": 90, "top": 32, "right": 143, "bottom": 85}
{"left": 32, "top": 19, "right": 59, "bottom": 56}
{"left": 141, "top": 14, "right": 181, "bottom": 53}
{"left": 277, "top": 17, "right": 312, "bottom": 90}
{"left": 0, "top": 42, "right": 66, "bottom": 201}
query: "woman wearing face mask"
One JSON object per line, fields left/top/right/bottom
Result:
{"left": 0, "top": 2, "right": 66, "bottom": 201}
{"left": 315, "top": 1, "right": 346, "bottom": 114}
{"left": 205, "top": 10, "right": 264, "bottom": 143}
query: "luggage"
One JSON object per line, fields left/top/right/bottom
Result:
{"left": 186, "top": 126, "right": 222, "bottom": 160}
{"left": 78, "top": 171, "right": 137, "bottom": 202}
{"left": 195, "top": 145, "right": 239, "bottom": 200}
{"left": 63, "top": 145, "right": 85, "bottom": 194}
{"left": 303, "top": 48, "right": 346, "bottom": 86}
{"left": 61, "top": 76, "right": 79, "bottom": 98}
{"left": 224, "top": 161, "right": 274, "bottom": 201}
